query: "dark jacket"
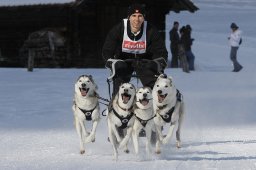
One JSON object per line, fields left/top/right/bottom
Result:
{"left": 169, "top": 27, "right": 180, "bottom": 50}
{"left": 102, "top": 20, "right": 168, "bottom": 62}
{"left": 180, "top": 29, "right": 193, "bottom": 51}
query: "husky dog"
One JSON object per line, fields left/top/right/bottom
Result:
{"left": 152, "top": 74, "right": 185, "bottom": 154}
{"left": 107, "top": 83, "right": 136, "bottom": 160}
{"left": 72, "top": 75, "right": 100, "bottom": 154}
{"left": 132, "top": 87, "right": 156, "bottom": 154}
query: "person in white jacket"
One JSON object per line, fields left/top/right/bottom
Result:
{"left": 228, "top": 22, "right": 243, "bottom": 72}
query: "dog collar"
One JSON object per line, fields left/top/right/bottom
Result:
{"left": 116, "top": 101, "right": 133, "bottom": 112}
{"left": 78, "top": 105, "right": 97, "bottom": 121}
{"left": 157, "top": 104, "right": 168, "bottom": 110}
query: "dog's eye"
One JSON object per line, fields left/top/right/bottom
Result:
{"left": 79, "top": 80, "right": 82, "bottom": 82}
{"left": 157, "top": 85, "right": 159, "bottom": 87}
{"left": 147, "top": 91, "right": 149, "bottom": 93}
{"left": 139, "top": 91, "right": 142, "bottom": 93}
{"left": 130, "top": 87, "right": 133, "bottom": 89}
{"left": 165, "top": 85, "right": 168, "bottom": 88}
{"left": 87, "top": 80, "right": 90, "bottom": 83}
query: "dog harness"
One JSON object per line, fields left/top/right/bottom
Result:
{"left": 113, "top": 109, "right": 134, "bottom": 129}
{"left": 158, "top": 89, "right": 182, "bottom": 123}
{"left": 135, "top": 115, "right": 156, "bottom": 127}
{"left": 159, "top": 107, "right": 174, "bottom": 123}
{"left": 78, "top": 105, "right": 97, "bottom": 121}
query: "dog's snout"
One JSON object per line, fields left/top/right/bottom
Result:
{"left": 124, "top": 89, "right": 128, "bottom": 93}
{"left": 157, "top": 90, "right": 162, "bottom": 94}
{"left": 81, "top": 83, "right": 86, "bottom": 87}
{"left": 143, "top": 93, "right": 147, "bottom": 97}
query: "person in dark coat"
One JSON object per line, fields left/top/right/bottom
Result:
{"left": 169, "top": 21, "right": 180, "bottom": 68}
{"left": 102, "top": 3, "right": 168, "bottom": 96}
{"left": 180, "top": 25, "right": 195, "bottom": 71}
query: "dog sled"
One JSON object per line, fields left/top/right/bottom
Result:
{"left": 104, "top": 58, "right": 163, "bottom": 142}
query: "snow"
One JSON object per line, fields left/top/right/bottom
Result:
{"left": 0, "top": 0, "right": 75, "bottom": 6}
{"left": 1, "top": 1, "right": 256, "bottom": 170}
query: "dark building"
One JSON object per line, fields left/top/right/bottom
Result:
{"left": 0, "top": 0, "right": 198, "bottom": 68}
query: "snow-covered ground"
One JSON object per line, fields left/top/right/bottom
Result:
{"left": 1, "top": 1, "right": 256, "bottom": 170}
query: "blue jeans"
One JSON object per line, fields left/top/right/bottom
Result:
{"left": 186, "top": 50, "right": 195, "bottom": 70}
{"left": 230, "top": 46, "right": 242, "bottom": 71}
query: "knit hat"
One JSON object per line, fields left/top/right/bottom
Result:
{"left": 186, "top": 24, "right": 192, "bottom": 31}
{"left": 127, "top": 4, "right": 146, "bottom": 17}
{"left": 173, "top": 21, "right": 179, "bottom": 25}
{"left": 179, "top": 26, "right": 186, "bottom": 34}
{"left": 230, "top": 22, "right": 239, "bottom": 29}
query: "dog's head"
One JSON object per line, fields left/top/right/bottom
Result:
{"left": 75, "top": 75, "right": 97, "bottom": 97}
{"left": 117, "top": 83, "right": 136, "bottom": 108}
{"left": 135, "top": 87, "right": 153, "bottom": 109}
{"left": 153, "top": 74, "right": 176, "bottom": 104}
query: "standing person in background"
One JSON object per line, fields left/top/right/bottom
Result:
{"left": 169, "top": 21, "right": 180, "bottom": 68}
{"left": 178, "top": 26, "right": 190, "bottom": 73}
{"left": 184, "top": 25, "right": 195, "bottom": 71}
{"left": 228, "top": 22, "right": 243, "bottom": 72}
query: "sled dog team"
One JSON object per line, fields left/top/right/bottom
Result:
{"left": 72, "top": 74, "right": 185, "bottom": 160}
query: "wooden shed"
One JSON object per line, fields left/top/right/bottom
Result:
{"left": 0, "top": 0, "right": 198, "bottom": 68}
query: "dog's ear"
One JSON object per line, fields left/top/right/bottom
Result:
{"left": 159, "top": 73, "right": 167, "bottom": 79}
{"left": 88, "top": 75, "right": 93, "bottom": 79}
{"left": 167, "top": 76, "right": 173, "bottom": 86}
{"left": 87, "top": 75, "right": 93, "bottom": 82}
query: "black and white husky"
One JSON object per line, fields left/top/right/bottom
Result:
{"left": 107, "top": 83, "right": 136, "bottom": 160}
{"left": 152, "top": 74, "right": 185, "bottom": 154}
{"left": 132, "top": 87, "right": 156, "bottom": 155}
{"left": 72, "top": 75, "right": 100, "bottom": 154}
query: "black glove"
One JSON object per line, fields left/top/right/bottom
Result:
{"left": 105, "top": 59, "right": 124, "bottom": 80}
{"left": 153, "top": 58, "right": 167, "bottom": 73}
{"left": 140, "top": 58, "right": 166, "bottom": 74}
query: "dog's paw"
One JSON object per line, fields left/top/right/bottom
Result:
{"left": 176, "top": 141, "right": 181, "bottom": 148}
{"left": 155, "top": 150, "right": 161, "bottom": 154}
{"left": 124, "top": 149, "right": 130, "bottom": 154}
{"left": 80, "top": 150, "right": 85, "bottom": 154}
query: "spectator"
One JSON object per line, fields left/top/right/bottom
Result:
{"left": 169, "top": 21, "right": 180, "bottom": 68}
{"left": 228, "top": 22, "right": 243, "bottom": 72}
{"left": 184, "top": 25, "right": 195, "bottom": 70}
